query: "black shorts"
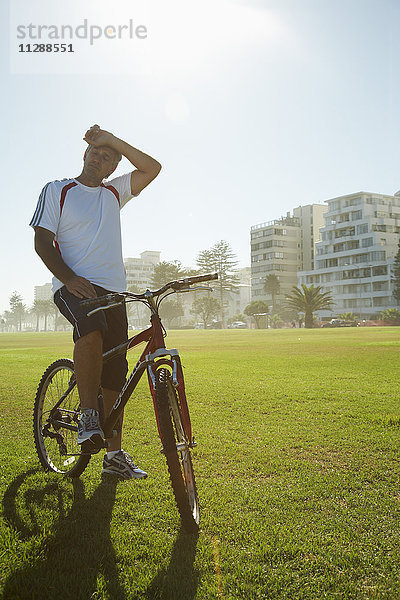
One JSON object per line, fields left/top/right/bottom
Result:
{"left": 54, "top": 284, "right": 128, "bottom": 392}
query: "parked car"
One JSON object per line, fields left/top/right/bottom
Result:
{"left": 227, "top": 321, "right": 247, "bottom": 329}
{"left": 322, "top": 319, "right": 358, "bottom": 328}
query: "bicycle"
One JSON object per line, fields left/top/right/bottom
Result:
{"left": 33, "top": 272, "right": 218, "bottom": 532}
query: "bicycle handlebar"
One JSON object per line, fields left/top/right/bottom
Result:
{"left": 80, "top": 293, "right": 125, "bottom": 309}
{"left": 167, "top": 272, "right": 218, "bottom": 290}
{"left": 80, "top": 273, "right": 219, "bottom": 311}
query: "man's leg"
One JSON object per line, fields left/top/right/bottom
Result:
{"left": 102, "top": 388, "right": 124, "bottom": 451}
{"left": 74, "top": 330, "right": 103, "bottom": 409}
{"left": 101, "top": 389, "right": 146, "bottom": 478}
{"left": 54, "top": 285, "right": 108, "bottom": 448}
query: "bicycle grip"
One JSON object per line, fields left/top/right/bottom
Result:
{"left": 174, "top": 272, "right": 219, "bottom": 287}
{"left": 80, "top": 294, "right": 124, "bottom": 309}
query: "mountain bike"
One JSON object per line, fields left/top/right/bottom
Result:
{"left": 32, "top": 272, "right": 218, "bottom": 531}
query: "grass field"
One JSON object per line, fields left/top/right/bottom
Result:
{"left": 0, "top": 328, "right": 400, "bottom": 599}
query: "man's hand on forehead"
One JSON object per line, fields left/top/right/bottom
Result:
{"left": 83, "top": 124, "right": 115, "bottom": 148}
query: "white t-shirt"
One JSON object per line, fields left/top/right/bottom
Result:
{"left": 29, "top": 173, "right": 135, "bottom": 295}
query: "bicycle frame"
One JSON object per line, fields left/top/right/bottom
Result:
{"left": 100, "top": 311, "right": 193, "bottom": 445}
{"left": 46, "top": 273, "right": 217, "bottom": 452}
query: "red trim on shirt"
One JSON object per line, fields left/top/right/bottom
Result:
{"left": 101, "top": 183, "right": 120, "bottom": 206}
{"left": 54, "top": 240, "right": 61, "bottom": 254}
{"left": 60, "top": 181, "right": 78, "bottom": 214}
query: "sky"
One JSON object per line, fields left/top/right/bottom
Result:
{"left": 1, "top": 0, "right": 400, "bottom": 313}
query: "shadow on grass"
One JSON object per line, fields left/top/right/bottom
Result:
{"left": 2, "top": 469, "right": 125, "bottom": 600}
{"left": 145, "top": 527, "right": 199, "bottom": 600}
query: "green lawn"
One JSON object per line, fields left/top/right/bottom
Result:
{"left": 0, "top": 328, "right": 400, "bottom": 599}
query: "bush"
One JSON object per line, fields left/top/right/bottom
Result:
{"left": 380, "top": 308, "right": 400, "bottom": 325}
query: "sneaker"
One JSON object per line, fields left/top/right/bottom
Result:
{"left": 77, "top": 408, "right": 104, "bottom": 447}
{"left": 102, "top": 450, "right": 147, "bottom": 479}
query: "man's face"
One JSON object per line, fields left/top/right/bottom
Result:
{"left": 84, "top": 145, "right": 118, "bottom": 180}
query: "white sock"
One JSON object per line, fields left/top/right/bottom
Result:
{"left": 107, "top": 450, "right": 120, "bottom": 459}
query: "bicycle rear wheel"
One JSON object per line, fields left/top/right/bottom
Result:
{"left": 33, "top": 359, "right": 91, "bottom": 477}
{"left": 155, "top": 368, "right": 199, "bottom": 532}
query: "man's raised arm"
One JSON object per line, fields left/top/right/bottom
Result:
{"left": 84, "top": 125, "right": 162, "bottom": 196}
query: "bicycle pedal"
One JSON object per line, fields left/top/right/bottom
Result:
{"left": 80, "top": 434, "right": 105, "bottom": 455}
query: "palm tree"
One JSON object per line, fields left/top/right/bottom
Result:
{"left": 285, "top": 284, "right": 333, "bottom": 328}
{"left": 31, "top": 300, "right": 44, "bottom": 331}
{"left": 41, "top": 300, "right": 53, "bottom": 331}
{"left": 31, "top": 299, "right": 53, "bottom": 331}
{"left": 263, "top": 274, "right": 280, "bottom": 314}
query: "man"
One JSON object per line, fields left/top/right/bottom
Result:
{"left": 30, "top": 124, "right": 161, "bottom": 479}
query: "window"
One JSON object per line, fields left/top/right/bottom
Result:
{"left": 373, "top": 281, "right": 388, "bottom": 291}
{"left": 372, "top": 265, "right": 387, "bottom": 276}
{"left": 351, "top": 210, "right": 362, "bottom": 220}
{"left": 353, "top": 253, "right": 369, "bottom": 264}
{"left": 329, "top": 200, "right": 340, "bottom": 211}
{"left": 361, "top": 237, "right": 373, "bottom": 248}
{"left": 372, "top": 224, "right": 386, "bottom": 232}
{"left": 369, "top": 251, "right": 386, "bottom": 261}
{"left": 357, "top": 223, "right": 368, "bottom": 234}
{"left": 344, "top": 197, "right": 362, "bottom": 207}
{"left": 373, "top": 296, "right": 390, "bottom": 307}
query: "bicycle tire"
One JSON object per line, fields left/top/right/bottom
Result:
{"left": 155, "top": 368, "right": 200, "bottom": 532}
{"left": 33, "top": 359, "right": 91, "bottom": 477}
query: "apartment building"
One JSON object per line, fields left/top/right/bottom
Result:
{"left": 124, "top": 251, "right": 161, "bottom": 291}
{"left": 298, "top": 191, "right": 400, "bottom": 319}
{"left": 226, "top": 267, "right": 251, "bottom": 316}
{"left": 250, "top": 204, "right": 327, "bottom": 307}
{"left": 34, "top": 282, "right": 53, "bottom": 301}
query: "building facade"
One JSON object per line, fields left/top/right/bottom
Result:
{"left": 34, "top": 282, "right": 53, "bottom": 301}
{"left": 226, "top": 267, "right": 251, "bottom": 317}
{"left": 124, "top": 251, "right": 161, "bottom": 291}
{"left": 250, "top": 204, "right": 327, "bottom": 309}
{"left": 298, "top": 191, "right": 400, "bottom": 319}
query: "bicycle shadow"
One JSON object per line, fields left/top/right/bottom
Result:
{"left": 2, "top": 469, "right": 126, "bottom": 600}
{"left": 145, "top": 527, "right": 199, "bottom": 600}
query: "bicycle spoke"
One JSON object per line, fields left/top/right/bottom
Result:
{"left": 33, "top": 359, "right": 91, "bottom": 477}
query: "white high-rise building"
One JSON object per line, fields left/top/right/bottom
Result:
{"left": 298, "top": 191, "right": 400, "bottom": 319}
{"left": 124, "top": 251, "right": 161, "bottom": 291}
{"left": 34, "top": 282, "right": 52, "bottom": 301}
{"left": 251, "top": 204, "right": 327, "bottom": 307}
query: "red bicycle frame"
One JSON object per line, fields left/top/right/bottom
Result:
{"left": 101, "top": 312, "right": 193, "bottom": 444}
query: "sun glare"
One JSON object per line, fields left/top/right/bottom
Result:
{"left": 124, "top": 0, "right": 293, "bottom": 83}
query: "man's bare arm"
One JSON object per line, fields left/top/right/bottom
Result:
{"left": 34, "top": 227, "right": 97, "bottom": 299}
{"left": 84, "top": 125, "right": 162, "bottom": 196}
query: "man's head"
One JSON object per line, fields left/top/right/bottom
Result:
{"left": 83, "top": 144, "right": 122, "bottom": 180}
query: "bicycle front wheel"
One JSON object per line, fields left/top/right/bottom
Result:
{"left": 155, "top": 368, "right": 200, "bottom": 532}
{"left": 33, "top": 359, "right": 91, "bottom": 477}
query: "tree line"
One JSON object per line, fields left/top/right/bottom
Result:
{"left": 1, "top": 293, "right": 70, "bottom": 332}
{"left": 3, "top": 239, "right": 400, "bottom": 331}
